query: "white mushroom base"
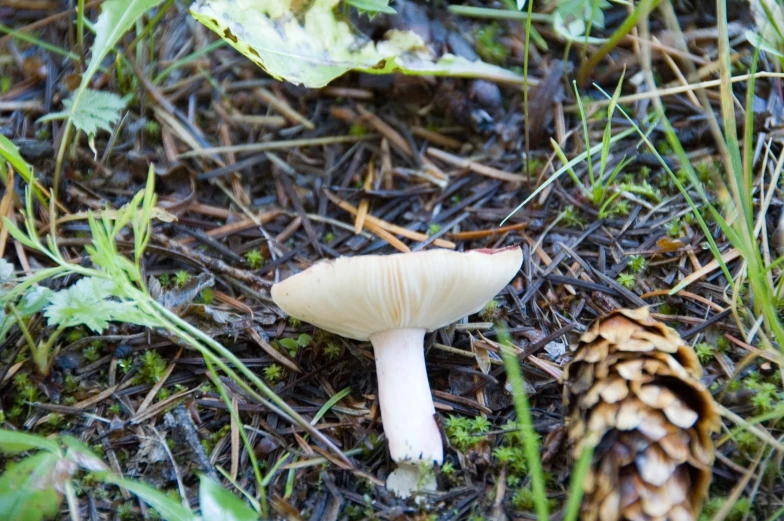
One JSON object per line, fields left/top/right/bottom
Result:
{"left": 370, "top": 328, "right": 444, "bottom": 465}
{"left": 386, "top": 463, "right": 437, "bottom": 501}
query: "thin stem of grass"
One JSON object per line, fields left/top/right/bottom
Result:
{"left": 204, "top": 357, "right": 267, "bottom": 516}
{"left": 0, "top": 24, "right": 80, "bottom": 60}
{"left": 150, "top": 300, "right": 353, "bottom": 466}
{"left": 573, "top": 83, "right": 595, "bottom": 190}
{"left": 501, "top": 125, "right": 638, "bottom": 224}
{"left": 562, "top": 441, "right": 594, "bottom": 521}
{"left": 497, "top": 324, "right": 549, "bottom": 521}
{"left": 576, "top": 0, "right": 659, "bottom": 85}
{"left": 446, "top": 5, "right": 551, "bottom": 22}
{"left": 129, "top": 0, "right": 175, "bottom": 51}
{"left": 77, "top": 0, "right": 85, "bottom": 70}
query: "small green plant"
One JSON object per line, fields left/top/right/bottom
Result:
{"left": 199, "top": 287, "right": 215, "bottom": 304}
{"left": 511, "top": 484, "right": 555, "bottom": 511}
{"left": 699, "top": 495, "right": 752, "bottom": 521}
{"left": 83, "top": 343, "right": 101, "bottom": 362}
{"left": 748, "top": 381, "right": 778, "bottom": 414}
{"left": 263, "top": 364, "right": 283, "bottom": 383}
{"left": 444, "top": 415, "right": 491, "bottom": 451}
{"left": 0, "top": 427, "right": 262, "bottom": 521}
{"left": 694, "top": 342, "right": 714, "bottom": 363}
{"left": 470, "top": 416, "right": 491, "bottom": 433}
{"left": 323, "top": 342, "right": 341, "bottom": 359}
{"left": 550, "top": 76, "right": 633, "bottom": 216}
{"left": 245, "top": 249, "right": 264, "bottom": 269}
{"left": 138, "top": 350, "right": 167, "bottom": 384}
{"left": 666, "top": 219, "right": 683, "bottom": 237}
{"left": 288, "top": 316, "right": 301, "bottom": 327}
{"left": 627, "top": 255, "right": 647, "bottom": 273}
{"left": 616, "top": 272, "right": 635, "bottom": 290}
{"left": 493, "top": 446, "right": 516, "bottom": 464}
{"left": 46, "top": 413, "right": 65, "bottom": 428}
{"left": 348, "top": 122, "right": 368, "bottom": 136}
{"left": 474, "top": 23, "right": 509, "bottom": 64}
{"left": 143, "top": 120, "right": 161, "bottom": 140}
{"left": 605, "top": 198, "right": 629, "bottom": 217}
{"left": 561, "top": 205, "right": 584, "bottom": 228}
{"left": 428, "top": 223, "right": 441, "bottom": 235}
{"left": 480, "top": 300, "right": 499, "bottom": 321}
{"left": 116, "top": 503, "right": 134, "bottom": 520}
{"left": 174, "top": 270, "right": 191, "bottom": 288}
{"left": 278, "top": 333, "right": 312, "bottom": 356}
{"left": 323, "top": 232, "right": 335, "bottom": 243}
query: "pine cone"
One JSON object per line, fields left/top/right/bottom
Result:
{"left": 563, "top": 307, "right": 720, "bottom": 521}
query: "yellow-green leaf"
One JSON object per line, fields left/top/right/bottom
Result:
{"left": 189, "top": 0, "right": 526, "bottom": 88}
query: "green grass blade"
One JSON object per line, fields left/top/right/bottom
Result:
{"left": 562, "top": 441, "right": 594, "bottom": 521}
{"left": 501, "top": 126, "right": 637, "bottom": 224}
{"left": 573, "top": 82, "right": 595, "bottom": 190}
{"left": 497, "top": 325, "right": 549, "bottom": 521}
{"left": 592, "top": 84, "right": 736, "bottom": 295}
{"left": 203, "top": 358, "right": 266, "bottom": 514}
{"left": 0, "top": 24, "right": 79, "bottom": 60}
{"left": 446, "top": 5, "right": 551, "bottom": 22}
{"left": 311, "top": 387, "right": 351, "bottom": 426}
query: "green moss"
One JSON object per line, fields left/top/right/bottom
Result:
{"left": 245, "top": 249, "right": 264, "bottom": 269}
{"left": 474, "top": 23, "right": 509, "bottom": 64}
{"left": 616, "top": 272, "right": 635, "bottom": 290}
{"left": 174, "top": 270, "right": 190, "bottom": 288}
{"left": 263, "top": 364, "right": 283, "bottom": 383}
{"left": 695, "top": 342, "right": 714, "bottom": 364}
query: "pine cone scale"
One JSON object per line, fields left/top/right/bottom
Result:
{"left": 564, "top": 308, "right": 720, "bottom": 521}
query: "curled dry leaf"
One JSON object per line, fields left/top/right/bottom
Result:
{"left": 563, "top": 307, "right": 720, "bottom": 521}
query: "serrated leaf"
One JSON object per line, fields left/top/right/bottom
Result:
{"left": 102, "top": 474, "right": 196, "bottom": 521}
{"left": 43, "top": 277, "right": 157, "bottom": 332}
{"left": 199, "top": 475, "right": 260, "bottom": 521}
{"left": 189, "top": 0, "right": 525, "bottom": 88}
{"left": 0, "top": 453, "right": 63, "bottom": 521}
{"left": 50, "top": 0, "right": 165, "bottom": 156}
{"left": 39, "top": 89, "right": 128, "bottom": 138}
{"left": 344, "top": 0, "right": 396, "bottom": 18}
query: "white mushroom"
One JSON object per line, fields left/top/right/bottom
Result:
{"left": 271, "top": 247, "right": 522, "bottom": 474}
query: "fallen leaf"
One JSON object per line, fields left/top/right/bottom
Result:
{"left": 189, "top": 0, "right": 527, "bottom": 88}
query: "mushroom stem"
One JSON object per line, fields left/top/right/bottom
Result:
{"left": 370, "top": 328, "right": 443, "bottom": 465}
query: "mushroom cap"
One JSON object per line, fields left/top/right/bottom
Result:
{"left": 271, "top": 247, "right": 522, "bottom": 341}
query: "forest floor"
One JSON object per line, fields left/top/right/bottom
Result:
{"left": 1, "top": 0, "right": 783, "bottom": 520}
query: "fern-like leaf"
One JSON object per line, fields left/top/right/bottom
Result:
{"left": 44, "top": 276, "right": 156, "bottom": 332}
{"left": 39, "top": 89, "right": 128, "bottom": 138}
